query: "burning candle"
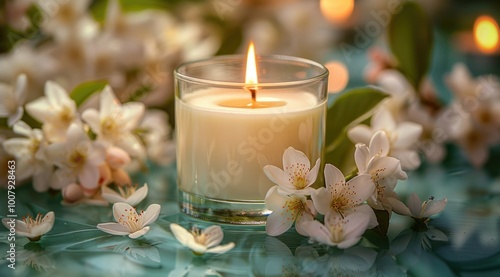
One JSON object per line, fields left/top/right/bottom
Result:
{"left": 174, "top": 43, "right": 328, "bottom": 224}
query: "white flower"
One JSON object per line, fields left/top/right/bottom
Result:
{"left": 0, "top": 74, "right": 27, "bottom": 126}
{"left": 45, "top": 123, "right": 105, "bottom": 190}
{"left": 301, "top": 212, "right": 370, "bottom": 249}
{"left": 97, "top": 202, "right": 161, "bottom": 239}
{"left": 25, "top": 81, "right": 79, "bottom": 142}
{"left": 348, "top": 109, "right": 423, "bottom": 170}
{"left": 36, "top": 0, "right": 93, "bottom": 42}
{"left": 311, "top": 164, "right": 377, "bottom": 228}
{"left": 170, "top": 223, "right": 235, "bottom": 255}
{"left": 82, "top": 86, "right": 145, "bottom": 158}
{"left": 263, "top": 147, "right": 320, "bottom": 196}
{"left": 354, "top": 131, "right": 408, "bottom": 213}
{"left": 2, "top": 212, "right": 55, "bottom": 241}
{"left": 101, "top": 183, "right": 148, "bottom": 207}
{"left": 265, "top": 186, "right": 316, "bottom": 236}
{"left": 393, "top": 193, "right": 447, "bottom": 221}
{"left": 0, "top": 45, "right": 57, "bottom": 94}
{"left": 139, "top": 110, "right": 176, "bottom": 166}
{"left": 2, "top": 121, "right": 53, "bottom": 192}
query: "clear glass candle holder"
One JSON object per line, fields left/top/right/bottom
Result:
{"left": 174, "top": 55, "right": 328, "bottom": 224}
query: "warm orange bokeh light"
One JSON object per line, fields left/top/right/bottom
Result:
{"left": 245, "top": 42, "right": 258, "bottom": 85}
{"left": 320, "top": 0, "right": 354, "bottom": 24}
{"left": 325, "top": 61, "right": 349, "bottom": 94}
{"left": 474, "top": 15, "right": 499, "bottom": 53}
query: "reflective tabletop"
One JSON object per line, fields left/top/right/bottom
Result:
{"left": 1, "top": 162, "right": 499, "bottom": 277}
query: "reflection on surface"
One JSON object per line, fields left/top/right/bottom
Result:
{"left": 98, "top": 238, "right": 161, "bottom": 267}
{"left": 1, "top": 163, "right": 500, "bottom": 276}
{"left": 16, "top": 243, "right": 56, "bottom": 274}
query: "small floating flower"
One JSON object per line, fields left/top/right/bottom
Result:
{"left": 393, "top": 193, "right": 447, "bottom": 231}
{"left": 2, "top": 212, "right": 55, "bottom": 241}
{"left": 97, "top": 202, "right": 160, "bottom": 239}
{"left": 101, "top": 183, "right": 148, "bottom": 207}
{"left": 170, "top": 223, "right": 235, "bottom": 255}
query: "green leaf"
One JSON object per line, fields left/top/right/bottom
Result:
{"left": 362, "top": 209, "right": 390, "bottom": 249}
{"left": 388, "top": 1, "right": 433, "bottom": 90}
{"left": 325, "top": 130, "right": 356, "bottom": 175}
{"left": 324, "top": 87, "right": 388, "bottom": 173}
{"left": 70, "top": 80, "right": 108, "bottom": 107}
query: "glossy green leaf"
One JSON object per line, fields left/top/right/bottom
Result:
{"left": 324, "top": 87, "right": 387, "bottom": 174}
{"left": 70, "top": 80, "right": 108, "bottom": 107}
{"left": 325, "top": 130, "right": 356, "bottom": 175}
{"left": 388, "top": 1, "right": 433, "bottom": 90}
{"left": 325, "top": 87, "right": 387, "bottom": 147}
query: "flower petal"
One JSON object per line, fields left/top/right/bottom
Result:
{"left": 324, "top": 164, "right": 345, "bottom": 193}
{"left": 394, "top": 122, "right": 422, "bottom": 149}
{"left": 369, "top": 131, "right": 390, "bottom": 157}
{"left": 205, "top": 242, "right": 235, "bottom": 254}
{"left": 25, "top": 98, "right": 51, "bottom": 122}
{"left": 372, "top": 109, "right": 396, "bottom": 131}
{"left": 129, "top": 226, "right": 150, "bottom": 239}
{"left": 265, "top": 186, "right": 286, "bottom": 211}
{"left": 345, "top": 174, "right": 375, "bottom": 205}
{"left": 120, "top": 102, "right": 145, "bottom": 130}
{"left": 282, "top": 147, "right": 310, "bottom": 175}
{"left": 12, "top": 121, "right": 32, "bottom": 137}
{"left": 306, "top": 158, "right": 321, "bottom": 187}
{"left": 113, "top": 202, "right": 137, "bottom": 223}
{"left": 310, "top": 187, "right": 331, "bottom": 215}
{"left": 351, "top": 204, "right": 378, "bottom": 229}
{"left": 97, "top": 222, "right": 131, "bottom": 236}
{"left": 203, "top": 225, "right": 224, "bottom": 248}
{"left": 126, "top": 184, "right": 148, "bottom": 206}
{"left": 422, "top": 198, "right": 447, "bottom": 218}
{"left": 2, "top": 138, "right": 30, "bottom": 157}
{"left": 141, "top": 204, "right": 161, "bottom": 227}
{"left": 407, "top": 193, "right": 422, "bottom": 217}
{"left": 426, "top": 227, "right": 448, "bottom": 242}
{"left": 348, "top": 125, "right": 372, "bottom": 145}
{"left": 7, "top": 107, "right": 23, "bottom": 127}
{"left": 300, "top": 219, "right": 331, "bottom": 245}
{"left": 170, "top": 223, "right": 195, "bottom": 246}
{"left": 263, "top": 165, "right": 291, "bottom": 189}
{"left": 45, "top": 81, "right": 71, "bottom": 108}
{"left": 101, "top": 186, "right": 125, "bottom": 204}
{"left": 266, "top": 204, "right": 296, "bottom": 236}
{"left": 81, "top": 109, "right": 101, "bottom": 134}
{"left": 30, "top": 212, "right": 55, "bottom": 237}
{"left": 387, "top": 197, "right": 411, "bottom": 216}
{"left": 100, "top": 85, "right": 120, "bottom": 117}
{"left": 2, "top": 218, "right": 28, "bottom": 237}
{"left": 391, "top": 150, "right": 421, "bottom": 171}
{"left": 14, "top": 74, "right": 27, "bottom": 104}
{"left": 354, "top": 144, "right": 369, "bottom": 173}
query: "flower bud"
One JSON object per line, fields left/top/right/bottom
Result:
{"left": 112, "top": 168, "right": 132, "bottom": 186}
{"left": 98, "top": 163, "right": 112, "bottom": 186}
{"left": 83, "top": 187, "right": 99, "bottom": 197}
{"left": 106, "top": 146, "right": 131, "bottom": 169}
{"left": 62, "top": 183, "right": 84, "bottom": 203}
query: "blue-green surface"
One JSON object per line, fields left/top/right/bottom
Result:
{"left": 1, "top": 163, "right": 499, "bottom": 277}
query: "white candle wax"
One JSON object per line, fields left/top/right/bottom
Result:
{"left": 176, "top": 88, "right": 325, "bottom": 201}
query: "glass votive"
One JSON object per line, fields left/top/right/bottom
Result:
{"left": 174, "top": 55, "right": 328, "bottom": 224}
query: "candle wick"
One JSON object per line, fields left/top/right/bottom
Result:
{"left": 250, "top": 88, "right": 257, "bottom": 104}
{"left": 244, "top": 87, "right": 258, "bottom": 107}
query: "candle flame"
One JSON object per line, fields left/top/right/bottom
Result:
{"left": 245, "top": 42, "right": 258, "bottom": 86}
{"left": 474, "top": 15, "right": 499, "bottom": 53}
